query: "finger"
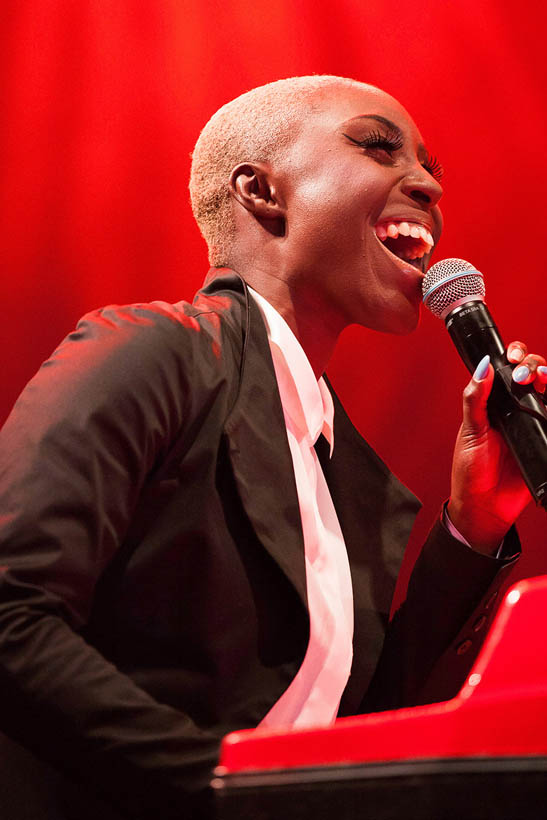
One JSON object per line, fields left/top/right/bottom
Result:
{"left": 536, "top": 365, "right": 547, "bottom": 394}
{"left": 461, "top": 354, "right": 494, "bottom": 434}
{"left": 507, "top": 341, "right": 528, "bottom": 364}
{"left": 512, "top": 353, "right": 547, "bottom": 385}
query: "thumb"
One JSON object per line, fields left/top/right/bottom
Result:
{"left": 461, "top": 354, "right": 494, "bottom": 435}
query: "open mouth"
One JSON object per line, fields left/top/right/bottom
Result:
{"left": 374, "top": 220, "right": 434, "bottom": 271}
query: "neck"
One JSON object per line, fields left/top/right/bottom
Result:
{"left": 241, "top": 267, "right": 344, "bottom": 378}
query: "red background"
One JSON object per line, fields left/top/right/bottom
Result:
{"left": 2, "top": 0, "right": 546, "bottom": 602}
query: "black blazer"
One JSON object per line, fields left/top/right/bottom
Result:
{"left": 0, "top": 270, "right": 518, "bottom": 819}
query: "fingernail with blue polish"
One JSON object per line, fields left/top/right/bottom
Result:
{"left": 473, "top": 355, "right": 490, "bottom": 382}
{"left": 507, "top": 347, "right": 524, "bottom": 363}
{"left": 513, "top": 365, "right": 530, "bottom": 384}
{"left": 538, "top": 366, "right": 547, "bottom": 378}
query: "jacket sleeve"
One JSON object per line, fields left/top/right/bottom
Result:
{"left": 0, "top": 303, "right": 236, "bottom": 819}
{"left": 362, "top": 516, "right": 520, "bottom": 713}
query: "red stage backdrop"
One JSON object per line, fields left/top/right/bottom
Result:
{"left": 2, "top": 0, "right": 546, "bottom": 606}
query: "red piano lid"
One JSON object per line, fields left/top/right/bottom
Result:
{"left": 218, "top": 575, "right": 547, "bottom": 774}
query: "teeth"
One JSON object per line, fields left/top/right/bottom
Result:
{"left": 374, "top": 220, "right": 434, "bottom": 253}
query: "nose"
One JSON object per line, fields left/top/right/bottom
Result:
{"left": 401, "top": 164, "right": 443, "bottom": 208}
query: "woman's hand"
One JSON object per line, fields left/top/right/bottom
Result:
{"left": 447, "top": 342, "right": 547, "bottom": 555}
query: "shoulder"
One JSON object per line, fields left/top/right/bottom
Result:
{"left": 72, "top": 290, "right": 244, "bottom": 364}
{"left": 42, "top": 290, "right": 245, "bottom": 395}
{"left": 6, "top": 291, "right": 246, "bottom": 441}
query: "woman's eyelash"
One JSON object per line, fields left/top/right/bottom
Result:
{"left": 422, "top": 152, "right": 444, "bottom": 182}
{"left": 345, "top": 131, "right": 444, "bottom": 183}
{"left": 344, "top": 129, "right": 404, "bottom": 153}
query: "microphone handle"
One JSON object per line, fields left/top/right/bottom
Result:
{"left": 445, "top": 300, "right": 547, "bottom": 509}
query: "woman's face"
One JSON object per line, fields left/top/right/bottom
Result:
{"left": 275, "top": 84, "right": 444, "bottom": 335}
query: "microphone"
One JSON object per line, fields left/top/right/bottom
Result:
{"left": 422, "top": 258, "right": 547, "bottom": 509}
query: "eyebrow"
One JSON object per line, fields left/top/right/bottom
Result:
{"left": 344, "top": 114, "right": 427, "bottom": 154}
{"left": 347, "top": 114, "right": 402, "bottom": 133}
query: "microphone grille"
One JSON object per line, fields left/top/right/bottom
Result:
{"left": 422, "top": 257, "right": 485, "bottom": 319}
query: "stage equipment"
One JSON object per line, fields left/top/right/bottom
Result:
{"left": 212, "top": 575, "right": 547, "bottom": 819}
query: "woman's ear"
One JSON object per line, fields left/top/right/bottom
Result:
{"left": 229, "top": 162, "right": 286, "bottom": 224}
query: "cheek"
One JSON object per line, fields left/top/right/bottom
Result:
{"left": 289, "top": 163, "right": 394, "bottom": 258}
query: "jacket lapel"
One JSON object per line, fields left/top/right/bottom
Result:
{"left": 318, "top": 378, "right": 422, "bottom": 612}
{"left": 316, "top": 378, "right": 422, "bottom": 711}
{"left": 218, "top": 275, "right": 308, "bottom": 611}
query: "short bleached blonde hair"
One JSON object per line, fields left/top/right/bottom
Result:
{"left": 189, "top": 75, "right": 370, "bottom": 266}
